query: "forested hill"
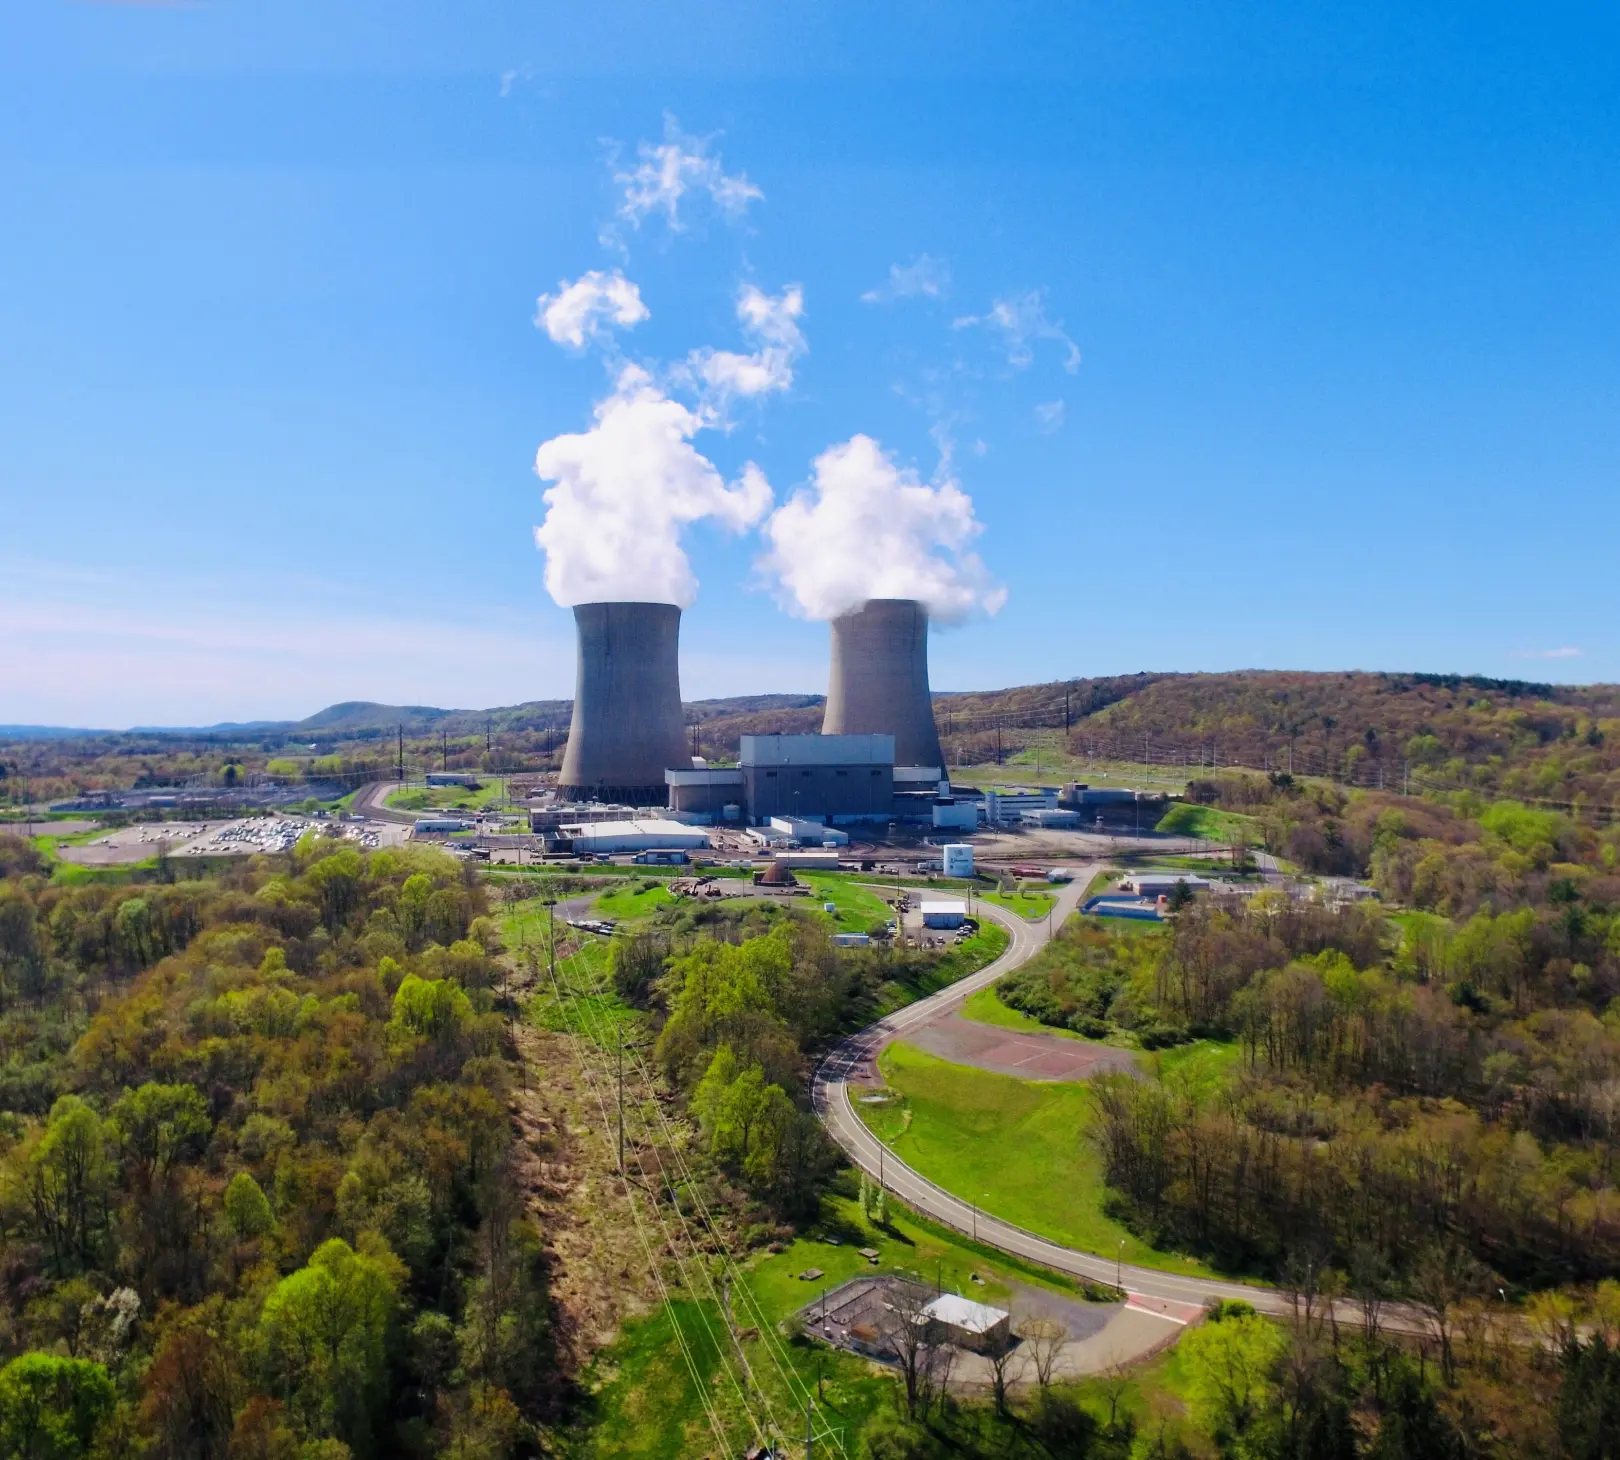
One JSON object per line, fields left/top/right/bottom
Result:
{"left": 934, "top": 670, "right": 1620, "bottom": 807}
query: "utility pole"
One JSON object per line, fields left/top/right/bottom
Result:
{"left": 396, "top": 724, "right": 404, "bottom": 782}
{"left": 617, "top": 1032, "right": 626, "bottom": 1175}
{"left": 806, "top": 1397, "right": 815, "bottom": 1460}
{"left": 441, "top": 730, "right": 448, "bottom": 772}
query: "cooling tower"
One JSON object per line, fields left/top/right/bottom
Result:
{"left": 822, "top": 598, "right": 946, "bottom": 773}
{"left": 559, "top": 602, "right": 691, "bottom": 805}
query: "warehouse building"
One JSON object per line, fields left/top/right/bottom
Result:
{"left": 920, "top": 898, "right": 969, "bottom": 928}
{"left": 560, "top": 819, "right": 712, "bottom": 855}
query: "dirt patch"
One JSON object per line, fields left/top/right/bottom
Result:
{"left": 902, "top": 1015, "right": 1138, "bottom": 1082}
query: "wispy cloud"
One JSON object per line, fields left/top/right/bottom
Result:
{"left": 954, "top": 289, "right": 1080, "bottom": 373}
{"left": 1034, "top": 400, "right": 1065, "bottom": 432}
{"left": 1509, "top": 647, "right": 1582, "bottom": 660}
{"left": 534, "top": 269, "right": 649, "bottom": 349}
{"left": 862, "top": 254, "right": 951, "bottom": 304}
{"left": 498, "top": 64, "right": 535, "bottom": 98}
{"left": 683, "top": 284, "right": 806, "bottom": 417}
{"left": 607, "top": 115, "right": 762, "bottom": 239}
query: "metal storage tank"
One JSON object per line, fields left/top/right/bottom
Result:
{"left": 822, "top": 598, "right": 947, "bottom": 774}
{"left": 559, "top": 602, "right": 691, "bottom": 805}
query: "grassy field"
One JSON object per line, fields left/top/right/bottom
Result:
{"left": 857, "top": 1042, "right": 1219, "bottom": 1278}
{"left": 982, "top": 888, "right": 1057, "bottom": 920}
{"left": 799, "top": 873, "right": 895, "bottom": 933}
{"left": 592, "top": 880, "right": 674, "bottom": 922}
{"left": 385, "top": 782, "right": 510, "bottom": 813}
{"left": 572, "top": 1184, "right": 1097, "bottom": 1457}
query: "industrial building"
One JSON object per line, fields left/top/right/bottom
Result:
{"left": 920, "top": 898, "right": 969, "bottom": 928}
{"left": 917, "top": 1294, "right": 1011, "bottom": 1354}
{"left": 739, "top": 733, "right": 897, "bottom": 822}
{"left": 941, "top": 843, "right": 975, "bottom": 878}
{"left": 1120, "top": 872, "right": 1210, "bottom": 897}
{"left": 822, "top": 599, "right": 947, "bottom": 774}
{"left": 425, "top": 772, "right": 481, "bottom": 788}
{"left": 982, "top": 787, "right": 1060, "bottom": 824}
{"left": 558, "top": 602, "right": 690, "bottom": 805}
{"left": 768, "top": 817, "right": 850, "bottom": 845}
{"left": 560, "top": 818, "right": 712, "bottom": 855}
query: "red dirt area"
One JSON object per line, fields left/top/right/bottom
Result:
{"left": 902, "top": 1015, "right": 1139, "bottom": 1082}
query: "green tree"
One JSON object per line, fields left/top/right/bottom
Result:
{"left": 1181, "top": 1304, "right": 1286, "bottom": 1455}
{"left": 258, "top": 1238, "right": 401, "bottom": 1453}
{"left": 22, "top": 1098, "right": 110, "bottom": 1275}
{"left": 224, "top": 1172, "right": 274, "bottom": 1240}
{"left": 389, "top": 976, "right": 471, "bottom": 1044}
{"left": 109, "top": 1083, "right": 209, "bottom": 1193}
{"left": 0, "top": 1353, "right": 114, "bottom": 1460}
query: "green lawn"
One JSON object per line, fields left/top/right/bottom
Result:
{"left": 981, "top": 888, "right": 1057, "bottom": 920}
{"left": 858, "top": 1042, "right": 1218, "bottom": 1278}
{"left": 799, "top": 873, "right": 895, "bottom": 933}
{"left": 592, "top": 881, "right": 674, "bottom": 922}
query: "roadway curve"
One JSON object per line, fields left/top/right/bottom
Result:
{"left": 813, "top": 876, "right": 1379, "bottom": 1325}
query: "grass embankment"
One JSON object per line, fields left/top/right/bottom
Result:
{"left": 870, "top": 922, "right": 1009, "bottom": 1017}
{"left": 592, "top": 880, "right": 674, "bottom": 921}
{"left": 799, "top": 873, "right": 894, "bottom": 933}
{"left": 385, "top": 782, "right": 510, "bottom": 813}
{"left": 959, "top": 985, "right": 1089, "bottom": 1041}
{"left": 857, "top": 1042, "right": 1219, "bottom": 1278}
{"left": 1155, "top": 802, "right": 1257, "bottom": 841}
{"left": 981, "top": 888, "right": 1057, "bottom": 920}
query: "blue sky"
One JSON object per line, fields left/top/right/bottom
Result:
{"left": 2, "top": 2, "right": 1617, "bottom": 727}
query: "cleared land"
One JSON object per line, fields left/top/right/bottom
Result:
{"left": 858, "top": 1042, "right": 1218, "bottom": 1278}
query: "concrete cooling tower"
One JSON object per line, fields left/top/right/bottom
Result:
{"left": 822, "top": 598, "right": 947, "bottom": 773}
{"left": 559, "top": 602, "right": 691, "bottom": 805}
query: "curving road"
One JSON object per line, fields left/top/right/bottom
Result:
{"left": 812, "top": 875, "right": 1414, "bottom": 1329}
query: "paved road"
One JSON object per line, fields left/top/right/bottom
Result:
{"left": 812, "top": 877, "right": 1420, "bottom": 1331}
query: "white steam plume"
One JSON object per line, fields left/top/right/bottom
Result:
{"left": 535, "top": 269, "right": 649, "bottom": 348}
{"left": 759, "top": 434, "right": 1005, "bottom": 625}
{"left": 533, "top": 365, "right": 772, "bottom": 608}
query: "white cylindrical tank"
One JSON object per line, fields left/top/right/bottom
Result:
{"left": 942, "top": 843, "right": 974, "bottom": 878}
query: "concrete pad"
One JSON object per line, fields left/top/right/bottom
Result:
{"left": 904, "top": 1015, "right": 1138, "bottom": 1083}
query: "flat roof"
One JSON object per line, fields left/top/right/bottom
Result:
{"left": 740, "top": 733, "right": 894, "bottom": 767}
{"left": 920, "top": 1294, "right": 1009, "bottom": 1333}
{"left": 562, "top": 818, "right": 708, "bottom": 838}
{"left": 919, "top": 899, "right": 968, "bottom": 914}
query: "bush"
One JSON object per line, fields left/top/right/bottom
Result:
{"left": 1137, "top": 1022, "right": 1190, "bottom": 1051}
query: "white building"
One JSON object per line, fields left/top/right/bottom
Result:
{"left": 932, "top": 800, "right": 980, "bottom": 831}
{"left": 941, "top": 844, "right": 975, "bottom": 879}
{"left": 563, "top": 819, "right": 713, "bottom": 854}
{"left": 917, "top": 1293, "right": 1011, "bottom": 1354}
{"left": 1119, "top": 872, "right": 1210, "bottom": 897}
{"left": 920, "top": 898, "right": 969, "bottom": 929}
{"left": 983, "top": 788, "right": 1060, "bottom": 825}
{"left": 768, "top": 817, "right": 850, "bottom": 846}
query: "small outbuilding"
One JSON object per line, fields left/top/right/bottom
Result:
{"left": 920, "top": 898, "right": 969, "bottom": 929}
{"left": 917, "top": 1293, "right": 1011, "bottom": 1354}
